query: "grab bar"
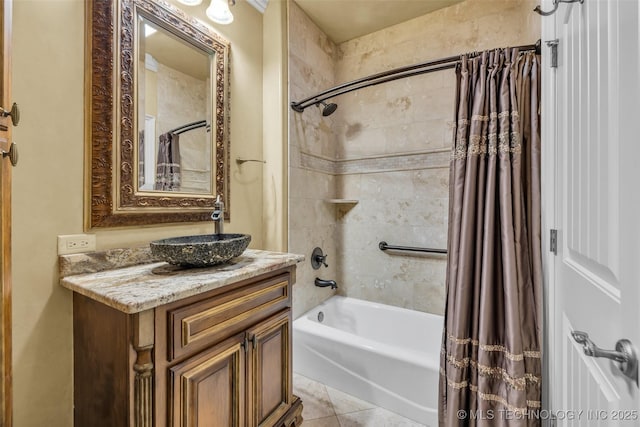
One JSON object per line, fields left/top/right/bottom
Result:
{"left": 378, "top": 241, "right": 447, "bottom": 254}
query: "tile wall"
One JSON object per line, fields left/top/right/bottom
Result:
{"left": 288, "top": 2, "right": 340, "bottom": 318}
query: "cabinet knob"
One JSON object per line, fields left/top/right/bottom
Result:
{"left": 2, "top": 142, "right": 18, "bottom": 167}
{"left": 0, "top": 103, "right": 20, "bottom": 126}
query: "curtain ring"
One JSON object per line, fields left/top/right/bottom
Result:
{"left": 534, "top": 0, "right": 584, "bottom": 17}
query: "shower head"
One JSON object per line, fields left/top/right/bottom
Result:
{"left": 316, "top": 100, "right": 338, "bottom": 117}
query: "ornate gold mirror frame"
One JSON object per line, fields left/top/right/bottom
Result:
{"left": 86, "top": 0, "right": 230, "bottom": 228}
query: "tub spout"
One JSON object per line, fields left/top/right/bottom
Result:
{"left": 315, "top": 278, "right": 337, "bottom": 289}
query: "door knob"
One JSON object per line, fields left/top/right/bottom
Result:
{"left": 2, "top": 142, "right": 18, "bottom": 167}
{"left": 571, "top": 330, "right": 637, "bottom": 381}
{"left": 0, "top": 102, "right": 20, "bottom": 126}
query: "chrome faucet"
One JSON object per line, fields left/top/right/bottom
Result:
{"left": 211, "top": 195, "right": 224, "bottom": 235}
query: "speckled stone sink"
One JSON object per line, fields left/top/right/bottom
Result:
{"left": 150, "top": 233, "right": 251, "bottom": 267}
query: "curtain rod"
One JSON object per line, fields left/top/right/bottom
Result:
{"left": 168, "top": 119, "right": 208, "bottom": 135}
{"left": 291, "top": 40, "right": 541, "bottom": 113}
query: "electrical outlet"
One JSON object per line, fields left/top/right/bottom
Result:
{"left": 57, "top": 234, "right": 97, "bottom": 255}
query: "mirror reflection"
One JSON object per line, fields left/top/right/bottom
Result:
{"left": 137, "top": 16, "right": 213, "bottom": 194}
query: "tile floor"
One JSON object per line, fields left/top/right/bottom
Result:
{"left": 293, "top": 373, "right": 426, "bottom": 426}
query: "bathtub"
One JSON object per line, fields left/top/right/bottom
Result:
{"left": 293, "top": 296, "right": 443, "bottom": 426}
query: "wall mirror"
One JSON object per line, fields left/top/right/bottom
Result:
{"left": 86, "top": 0, "right": 230, "bottom": 228}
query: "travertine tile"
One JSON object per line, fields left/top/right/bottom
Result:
{"left": 302, "top": 416, "right": 342, "bottom": 427}
{"left": 326, "top": 385, "right": 376, "bottom": 415}
{"left": 289, "top": 45, "right": 339, "bottom": 322}
{"left": 336, "top": 174, "right": 362, "bottom": 200}
{"left": 293, "top": 374, "right": 336, "bottom": 420}
{"left": 290, "top": 222, "right": 338, "bottom": 319}
{"left": 293, "top": 375, "right": 425, "bottom": 426}
{"left": 383, "top": 120, "right": 445, "bottom": 152}
{"left": 337, "top": 407, "right": 426, "bottom": 427}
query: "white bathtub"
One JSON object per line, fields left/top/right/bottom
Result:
{"left": 293, "top": 296, "right": 443, "bottom": 426}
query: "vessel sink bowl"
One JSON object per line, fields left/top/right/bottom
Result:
{"left": 150, "top": 233, "right": 251, "bottom": 267}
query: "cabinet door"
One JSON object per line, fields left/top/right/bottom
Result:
{"left": 169, "top": 334, "right": 246, "bottom": 427}
{"left": 247, "top": 310, "right": 292, "bottom": 427}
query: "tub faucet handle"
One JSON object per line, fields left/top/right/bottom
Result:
{"left": 315, "top": 253, "right": 328, "bottom": 268}
{"left": 311, "top": 247, "right": 329, "bottom": 269}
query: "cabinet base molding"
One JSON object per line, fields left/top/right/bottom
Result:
{"left": 276, "top": 396, "right": 303, "bottom": 427}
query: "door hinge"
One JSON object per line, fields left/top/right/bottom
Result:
{"left": 546, "top": 39, "right": 559, "bottom": 68}
{"left": 550, "top": 229, "right": 558, "bottom": 255}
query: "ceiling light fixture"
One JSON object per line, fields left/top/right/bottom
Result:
{"left": 206, "top": 0, "right": 235, "bottom": 25}
{"left": 176, "top": 0, "right": 203, "bottom": 6}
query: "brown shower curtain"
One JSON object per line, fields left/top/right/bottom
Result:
{"left": 439, "top": 48, "right": 542, "bottom": 426}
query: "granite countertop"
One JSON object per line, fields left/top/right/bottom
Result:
{"left": 59, "top": 248, "right": 304, "bottom": 314}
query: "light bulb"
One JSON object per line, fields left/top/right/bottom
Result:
{"left": 206, "top": 0, "right": 234, "bottom": 25}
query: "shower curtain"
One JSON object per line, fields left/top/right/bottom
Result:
{"left": 155, "top": 132, "right": 181, "bottom": 191}
{"left": 439, "top": 48, "right": 542, "bottom": 427}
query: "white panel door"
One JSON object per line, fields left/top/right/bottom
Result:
{"left": 545, "top": 0, "right": 640, "bottom": 424}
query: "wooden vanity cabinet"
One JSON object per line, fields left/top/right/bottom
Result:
{"left": 73, "top": 266, "right": 302, "bottom": 427}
